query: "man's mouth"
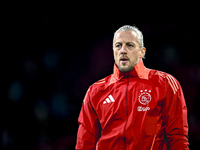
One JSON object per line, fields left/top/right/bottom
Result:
{"left": 120, "top": 57, "right": 129, "bottom": 64}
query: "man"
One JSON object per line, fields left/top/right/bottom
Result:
{"left": 76, "top": 25, "right": 189, "bottom": 150}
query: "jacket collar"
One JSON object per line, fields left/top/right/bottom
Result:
{"left": 113, "top": 59, "right": 150, "bottom": 80}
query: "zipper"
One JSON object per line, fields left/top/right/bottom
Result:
{"left": 123, "top": 76, "right": 129, "bottom": 150}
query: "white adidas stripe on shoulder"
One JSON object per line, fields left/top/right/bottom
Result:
{"left": 166, "top": 75, "right": 179, "bottom": 94}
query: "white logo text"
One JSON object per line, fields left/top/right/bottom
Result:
{"left": 137, "top": 106, "right": 150, "bottom": 112}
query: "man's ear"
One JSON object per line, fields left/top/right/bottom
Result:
{"left": 140, "top": 47, "right": 146, "bottom": 58}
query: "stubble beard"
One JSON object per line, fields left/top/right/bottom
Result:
{"left": 116, "top": 58, "right": 140, "bottom": 73}
{"left": 117, "top": 61, "right": 135, "bottom": 73}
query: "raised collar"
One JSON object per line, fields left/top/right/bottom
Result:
{"left": 113, "top": 59, "right": 150, "bottom": 80}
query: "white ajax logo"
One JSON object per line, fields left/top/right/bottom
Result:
{"left": 138, "top": 89, "right": 152, "bottom": 105}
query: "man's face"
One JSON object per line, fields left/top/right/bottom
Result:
{"left": 113, "top": 31, "right": 146, "bottom": 73}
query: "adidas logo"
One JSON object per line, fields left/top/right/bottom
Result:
{"left": 103, "top": 95, "right": 115, "bottom": 104}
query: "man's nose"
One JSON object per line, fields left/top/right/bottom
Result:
{"left": 120, "top": 44, "right": 127, "bottom": 54}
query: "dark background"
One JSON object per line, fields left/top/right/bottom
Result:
{"left": 2, "top": 0, "right": 200, "bottom": 149}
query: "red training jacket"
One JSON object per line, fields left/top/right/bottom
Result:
{"left": 76, "top": 59, "right": 189, "bottom": 150}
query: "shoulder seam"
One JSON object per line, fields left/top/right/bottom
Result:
{"left": 94, "top": 78, "right": 106, "bottom": 85}
{"left": 154, "top": 71, "right": 167, "bottom": 78}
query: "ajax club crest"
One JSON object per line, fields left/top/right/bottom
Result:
{"left": 138, "top": 89, "right": 152, "bottom": 105}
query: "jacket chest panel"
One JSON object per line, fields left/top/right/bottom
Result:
{"left": 127, "top": 81, "right": 163, "bottom": 114}
{"left": 94, "top": 79, "right": 164, "bottom": 128}
{"left": 95, "top": 80, "right": 129, "bottom": 127}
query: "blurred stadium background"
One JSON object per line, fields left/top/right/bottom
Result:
{"left": 2, "top": 0, "right": 199, "bottom": 149}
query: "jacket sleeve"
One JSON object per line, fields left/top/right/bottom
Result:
{"left": 162, "top": 74, "right": 189, "bottom": 149}
{"left": 76, "top": 88, "right": 101, "bottom": 150}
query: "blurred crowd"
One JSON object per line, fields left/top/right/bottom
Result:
{"left": 2, "top": 0, "right": 200, "bottom": 149}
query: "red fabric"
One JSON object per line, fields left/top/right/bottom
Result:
{"left": 76, "top": 59, "right": 189, "bottom": 150}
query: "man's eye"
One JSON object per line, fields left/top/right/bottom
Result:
{"left": 116, "top": 44, "right": 121, "bottom": 48}
{"left": 127, "top": 44, "right": 134, "bottom": 47}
